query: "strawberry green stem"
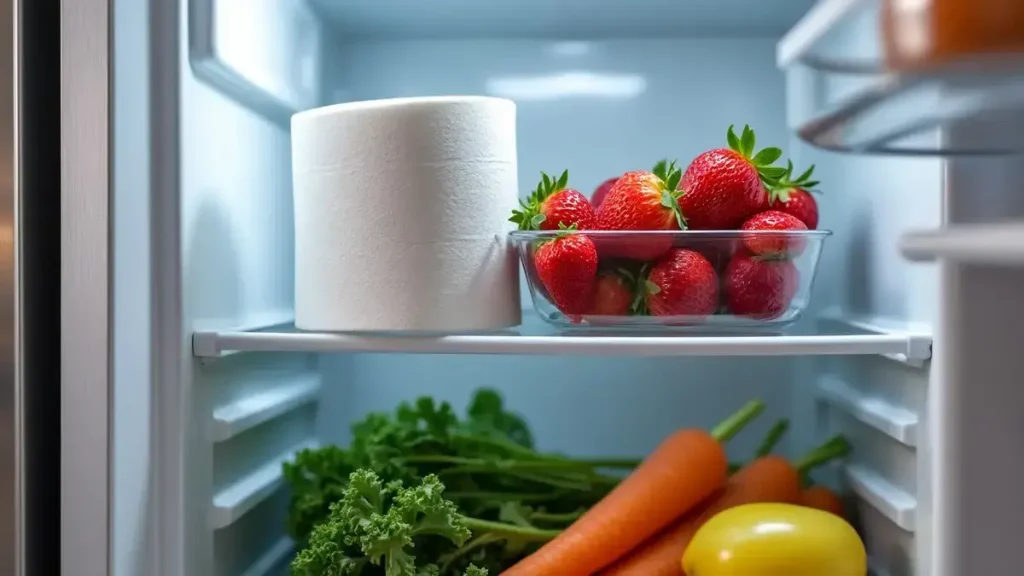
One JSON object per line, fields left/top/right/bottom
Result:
{"left": 711, "top": 400, "right": 766, "bottom": 443}
{"left": 755, "top": 418, "right": 791, "bottom": 458}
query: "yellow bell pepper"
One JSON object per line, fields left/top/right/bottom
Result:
{"left": 682, "top": 502, "right": 866, "bottom": 576}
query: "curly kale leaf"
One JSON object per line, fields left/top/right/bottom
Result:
{"left": 284, "top": 445, "right": 354, "bottom": 542}
{"left": 290, "top": 505, "right": 368, "bottom": 576}
{"left": 292, "top": 470, "right": 471, "bottom": 576}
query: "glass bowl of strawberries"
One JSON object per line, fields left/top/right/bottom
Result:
{"left": 509, "top": 125, "right": 831, "bottom": 331}
{"left": 510, "top": 229, "right": 830, "bottom": 330}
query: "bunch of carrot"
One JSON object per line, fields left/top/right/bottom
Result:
{"left": 600, "top": 435, "right": 850, "bottom": 575}
{"left": 499, "top": 403, "right": 849, "bottom": 576}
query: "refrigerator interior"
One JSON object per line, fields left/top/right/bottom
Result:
{"left": 116, "top": 0, "right": 968, "bottom": 575}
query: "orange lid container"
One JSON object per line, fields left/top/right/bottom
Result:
{"left": 882, "top": 0, "right": 1024, "bottom": 71}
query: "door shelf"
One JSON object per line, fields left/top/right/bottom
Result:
{"left": 901, "top": 222, "right": 1024, "bottom": 265}
{"left": 192, "top": 315, "right": 931, "bottom": 361}
{"left": 778, "top": 0, "right": 1024, "bottom": 155}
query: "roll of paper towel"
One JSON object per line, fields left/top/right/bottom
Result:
{"left": 290, "top": 96, "right": 522, "bottom": 332}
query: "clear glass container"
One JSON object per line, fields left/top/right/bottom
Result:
{"left": 510, "top": 230, "right": 832, "bottom": 332}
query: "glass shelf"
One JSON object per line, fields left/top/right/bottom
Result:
{"left": 192, "top": 312, "right": 932, "bottom": 363}
{"left": 778, "top": 0, "right": 1024, "bottom": 156}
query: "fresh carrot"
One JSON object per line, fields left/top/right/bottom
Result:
{"left": 799, "top": 485, "right": 845, "bottom": 517}
{"left": 725, "top": 418, "right": 788, "bottom": 476}
{"left": 599, "top": 435, "right": 851, "bottom": 576}
{"left": 499, "top": 400, "right": 765, "bottom": 576}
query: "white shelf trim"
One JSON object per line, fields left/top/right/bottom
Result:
{"left": 901, "top": 222, "right": 1024, "bottom": 265}
{"left": 210, "top": 439, "right": 317, "bottom": 530}
{"left": 210, "top": 375, "right": 322, "bottom": 442}
{"left": 194, "top": 313, "right": 295, "bottom": 361}
{"left": 818, "top": 310, "right": 932, "bottom": 366}
{"left": 241, "top": 536, "right": 294, "bottom": 576}
{"left": 818, "top": 376, "right": 919, "bottom": 447}
{"left": 846, "top": 463, "right": 918, "bottom": 532}
{"left": 193, "top": 329, "right": 922, "bottom": 359}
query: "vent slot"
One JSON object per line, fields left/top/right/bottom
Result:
{"left": 241, "top": 536, "right": 294, "bottom": 576}
{"left": 211, "top": 374, "right": 321, "bottom": 441}
{"left": 211, "top": 438, "right": 317, "bottom": 529}
{"left": 818, "top": 376, "right": 919, "bottom": 447}
{"left": 847, "top": 463, "right": 917, "bottom": 532}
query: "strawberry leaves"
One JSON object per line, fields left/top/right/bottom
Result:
{"left": 790, "top": 161, "right": 820, "bottom": 191}
{"left": 508, "top": 201, "right": 547, "bottom": 230}
{"left": 769, "top": 160, "right": 821, "bottom": 203}
{"left": 726, "top": 124, "right": 787, "bottom": 186}
{"left": 753, "top": 147, "right": 783, "bottom": 166}
{"left": 624, "top": 264, "right": 658, "bottom": 315}
{"left": 652, "top": 159, "right": 687, "bottom": 230}
{"left": 726, "top": 127, "right": 741, "bottom": 152}
{"left": 509, "top": 170, "right": 571, "bottom": 230}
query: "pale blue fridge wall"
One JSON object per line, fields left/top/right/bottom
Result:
{"left": 315, "top": 37, "right": 804, "bottom": 460}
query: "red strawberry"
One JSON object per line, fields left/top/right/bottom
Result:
{"left": 533, "top": 226, "right": 599, "bottom": 317}
{"left": 690, "top": 238, "right": 739, "bottom": 271}
{"left": 587, "top": 270, "right": 634, "bottom": 316}
{"left": 680, "top": 125, "right": 788, "bottom": 230}
{"left": 768, "top": 160, "right": 821, "bottom": 229}
{"left": 740, "top": 210, "right": 808, "bottom": 257}
{"left": 510, "top": 170, "right": 596, "bottom": 231}
{"left": 723, "top": 254, "right": 799, "bottom": 320}
{"left": 595, "top": 160, "right": 685, "bottom": 260}
{"left": 639, "top": 249, "right": 719, "bottom": 318}
{"left": 591, "top": 176, "right": 619, "bottom": 208}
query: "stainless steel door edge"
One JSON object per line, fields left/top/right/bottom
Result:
{"left": 59, "top": 0, "right": 111, "bottom": 574}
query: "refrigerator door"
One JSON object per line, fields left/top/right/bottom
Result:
{"left": 58, "top": 0, "right": 111, "bottom": 574}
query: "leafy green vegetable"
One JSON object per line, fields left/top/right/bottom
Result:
{"left": 464, "top": 389, "right": 533, "bottom": 449}
{"left": 285, "top": 389, "right": 637, "bottom": 575}
{"left": 283, "top": 445, "right": 354, "bottom": 541}
{"left": 291, "top": 470, "right": 515, "bottom": 576}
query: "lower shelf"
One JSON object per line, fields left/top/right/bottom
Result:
{"left": 192, "top": 313, "right": 931, "bottom": 361}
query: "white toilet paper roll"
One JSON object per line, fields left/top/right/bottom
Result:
{"left": 291, "top": 96, "right": 522, "bottom": 332}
